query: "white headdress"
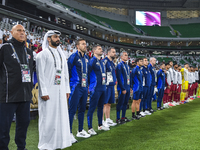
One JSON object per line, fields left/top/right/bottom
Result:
{"left": 42, "top": 30, "right": 61, "bottom": 50}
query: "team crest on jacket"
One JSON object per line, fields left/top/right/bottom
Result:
{"left": 138, "top": 71, "right": 140, "bottom": 74}
{"left": 85, "top": 59, "right": 88, "bottom": 63}
{"left": 11, "top": 53, "right": 16, "bottom": 59}
{"left": 27, "top": 54, "right": 31, "bottom": 59}
{"left": 78, "top": 59, "right": 81, "bottom": 63}
{"left": 96, "top": 62, "right": 100, "bottom": 65}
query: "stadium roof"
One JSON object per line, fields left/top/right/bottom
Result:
{"left": 75, "top": 0, "right": 200, "bottom": 10}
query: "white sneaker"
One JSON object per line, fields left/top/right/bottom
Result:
{"left": 76, "top": 129, "right": 91, "bottom": 138}
{"left": 88, "top": 128, "right": 97, "bottom": 135}
{"left": 70, "top": 133, "right": 77, "bottom": 143}
{"left": 98, "top": 125, "right": 110, "bottom": 131}
{"left": 106, "top": 119, "right": 117, "bottom": 126}
{"left": 103, "top": 120, "right": 110, "bottom": 128}
{"left": 140, "top": 112, "right": 146, "bottom": 117}
{"left": 163, "top": 103, "right": 169, "bottom": 108}
{"left": 144, "top": 110, "right": 151, "bottom": 115}
{"left": 172, "top": 102, "right": 177, "bottom": 106}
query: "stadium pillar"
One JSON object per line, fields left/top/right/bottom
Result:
{"left": 150, "top": 41, "right": 153, "bottom": 46}
{"left": 27, "top": 21, "right": 30, "bottom": 30}
{"left": 72, "top": 23, "right": 76, "bottom": 30}
{"left": 88, "top": 29, "right": 91, "bottom": 35}
{"left": 2, "top": 0, "right": 5, "bottom": 5}
{"left": 118, "top": 37, "right": 120, "bottom": 42}
{"left": 134, "top": 39, "right": 136, "bottom": 44}
{"left": 167, "top": 42, "right": 170, "bottom": 46}
{"left": 186, "top": 42, "right": 188, "bottom": 47}
{"left": 102, "top": 34, "right": 105, "bottom": 39}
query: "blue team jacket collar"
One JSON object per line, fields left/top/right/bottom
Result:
{"left": 143, "top": 65, "right": 148, "bottom": 68}
{"left": 93, "top": 55, "right": 102, "bottom": 60}
{"left": 121, "top": 61, "right": 127, "bottom": 64}
{"left": 159, "top": 69, "right": 163, "bottom": 72}
{"left": 136, "top": 65, "right": 140, "bottom": 69}
{"left": 76, "top": 50, "right": 85, "bottom": 58}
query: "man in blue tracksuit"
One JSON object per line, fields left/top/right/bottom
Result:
{"left": 148, "top": 57, "right": 157, "bottom": 113}
{"left": 102, "top": 47, "right": 117, "bottom": 127}
{"left": 157, "top": 63, "right": 165, "bottom": 110}
{"left": 68, "top": 39, "right": 90, "bottom": 142}
{"left": 87, "top": 45, "right": 109, "bottom": 136}
{"left": 131, "top": 58, "right": 143, "bottom": 120}
{"left": 116, "top": 51, "right": 131, "bottom": 124}
{"left": 140, "top": 57, "right": 152, "bottom": 116}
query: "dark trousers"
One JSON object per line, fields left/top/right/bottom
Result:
{"left": 0, "top": 101, "right": 30, "bottom": 150}
{"left": 87, "top": 89, "right": 106, "bottom": 129}
{"left": 116, "top": 90, "right": 130, "bottom": 120}
{"left": 68, "top": 85, "right": 88, "bottom": 132}
{"left": 157, "top": 88, "right": 164, "bottom": 108}
{"left": 147, "top": 85, "right": 154, "bottom": 109}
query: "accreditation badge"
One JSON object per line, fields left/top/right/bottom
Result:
{"left": 21, "top": 64, "right": 31, "bottom": 83}
{"left": 107, "top": 72, "right": 113, "bottom": 84}
{"left": 82, "top": 73, "right": 87, "bottom": 87}
{"left": 54, "top": 69, "right": 62, "bottom": 85}
{"left": 102, "top": 73, "right": 106, "bottom": 85}
{"left": 127, "top": 75, "right": 130, "bottom": 85}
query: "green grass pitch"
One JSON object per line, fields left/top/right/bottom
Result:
{"left": 8, "top": 99, "right": 200, "bottom": 150}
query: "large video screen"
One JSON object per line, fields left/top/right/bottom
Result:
{"left": 136, "top": 11, "right": 161, "bottom": 26}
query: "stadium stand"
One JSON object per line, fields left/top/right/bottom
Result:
{"left": 171, "top": 23, "right": 200, "bottom": 37}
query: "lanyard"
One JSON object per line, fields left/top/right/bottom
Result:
{"left": 97, "top": 59, "right": 105, "bottom": 74}
{"left": 10, "top": 43, "right": 29, "bottom": 65}
{"left": 48, "top": 47, "right": 62, "bottom": 70}
{"left": 78, "top": 52, "right": 87, "bottom": 74}
{"left": 122, "top": 62, "right": 129, "bottom": 77}
{"left": 109, "top": 59, "right": 115, "bottom": 72}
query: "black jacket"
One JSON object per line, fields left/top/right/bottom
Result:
{"left": 0, "top": 37, "right": 33, "bottom": 103}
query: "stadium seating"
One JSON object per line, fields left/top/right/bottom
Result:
{"left": 135, "top": 25, "right": 175, "bottom": 37}
{"left": 171, "top": 23, "right": 200, "bottom": 37}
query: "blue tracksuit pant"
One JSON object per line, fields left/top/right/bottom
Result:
{"left": 68, "top": 85, "right": 88, "bottom": 132}
{"left": 87, "top": 89, "right": 106, "bottom": 129}
{"left": 147, "top": 85, "right": 154, "bottom": 109}
{"left": 141, "top": 86, "right": 149, "bottom": 111}
{"left": 157, "top": 88, "right": 164, "bottom": 108}
{"left": 116, "top": 90, "right": 130, "bottom": 120}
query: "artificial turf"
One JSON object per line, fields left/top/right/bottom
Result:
{"left": 8, "top": 99, "right": 200, "bottom": 150}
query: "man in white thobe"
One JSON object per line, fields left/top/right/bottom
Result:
{"left": 36, "top": 30, "right": 72, "bottom": 150}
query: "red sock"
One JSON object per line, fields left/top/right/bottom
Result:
{"left": 174, "top": 94, "right": 177, "bottom": 102}
{"left": 176, "top": 94, "right": 180, "bottom": 102}
{"left": 169, "top": 95, "right": 172, "bottom": 103}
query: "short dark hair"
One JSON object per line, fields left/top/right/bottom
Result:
{"left": 143, "top": 57, "right": 147, "bottom": 60}
{"left": 184, "top": 63, "right": 189, "bottom": 66}
{"left": 75, "top": 38, "right": 86, "bottom": 46}
{"left": 160, "top": 62, "right": 165, "bottom": 67}
{"left": 168, "top": 60, "right": 173, "bottom": 63}
{"left": 173, "top": 63, "right": 178, "bottom": 67}
{"left": 107, "top": 47, "right": 115, "bottom": 54}
{"left": 135, "top": 58, "right": 143, "bottom": 64}
{"left": 92, "top": 45, "right": 101, "bottom": 51}
{"left": 32, "top": 47, "right": 37, "bottom": 51}
{"left": 165, "top": 62, "right": 170, "bottom": 66}
{"left": 178, "top": 65, "right": 181, "bottom": 67}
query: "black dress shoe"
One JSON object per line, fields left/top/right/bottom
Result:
{"left": 116, "top": 119, "right": 126, "bottom": 124}
{"left": 124, "top": 117, "right": 131, "bottom": 122}
{"left": 132, "top": 115, "right": 140, "bottom": 120}
{"left": 149, "top": 109, "right": 155, "bottom": 113}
